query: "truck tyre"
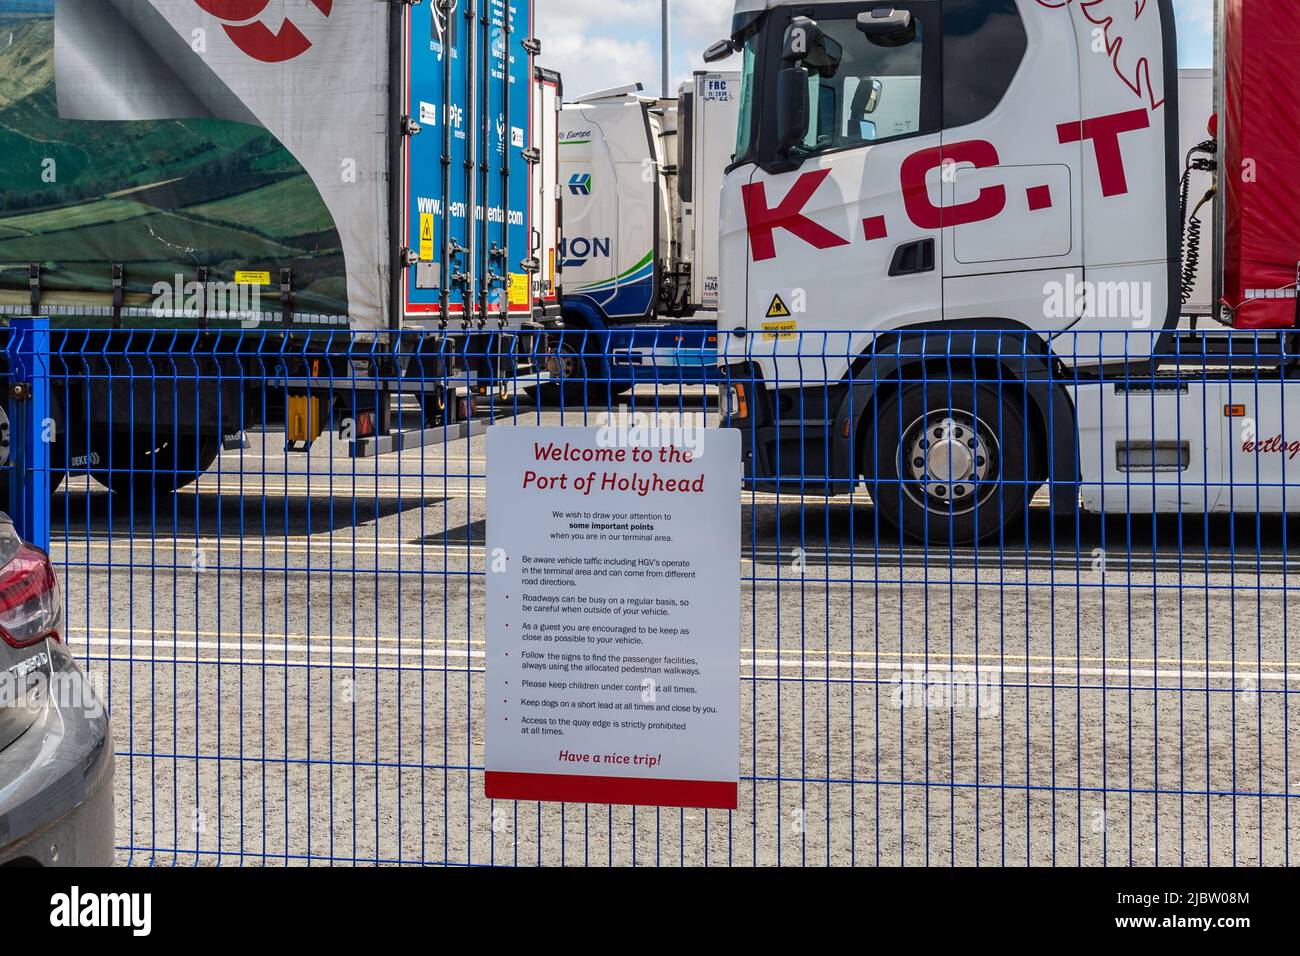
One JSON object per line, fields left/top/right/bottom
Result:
{"left": 0, "top": 397, "right": 66, "bottom": 509}
{"left": 543, "top": 337, "right": 611, "bottom": 405}
{"left": 409, "top": 353, "right": 451, "bottom": 427}
{"left": 864, "top": 381, "right": 1035, "bottom": 546}
{"left": 91, "top": 432, "right": 221, "bottom": 500}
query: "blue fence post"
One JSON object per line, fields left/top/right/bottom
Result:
{"left": 7, "top": 316, "right": 50, "bottom": 551}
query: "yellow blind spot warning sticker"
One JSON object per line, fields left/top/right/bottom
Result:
{"left": 508, "top": 272, "right": 530, "bottom": 307}
{"left": 762, "top": 320, "right": 797, "bottom": 342}
{"left": 766, "top": 293, "right": 792, "bottom": 319}
{"left": 234, "top": 271, "right": 271, "bottom": 286}
{"left": 419, "top": 214, "right": 435, "bottom": 261}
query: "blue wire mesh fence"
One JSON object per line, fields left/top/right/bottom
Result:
{"left": 19, "top": 326, "right": 1300, "bottom": 865}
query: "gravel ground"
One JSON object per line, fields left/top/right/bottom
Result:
{"left": 45, "top": 391, "right": 1300, "bottom": 866}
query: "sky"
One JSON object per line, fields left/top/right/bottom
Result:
{"left": 539, "top": 0, "right": 1215, "bottom": 100}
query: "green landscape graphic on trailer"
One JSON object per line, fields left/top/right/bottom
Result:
{"left": 0, "top": 0, "right": 375, "bottom": 324}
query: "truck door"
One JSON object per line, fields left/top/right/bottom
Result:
{"left": 1051, "top": 0, "right": 1178, "bottom": 358}
{"left": 938, "top": 0, "right": 1081, "bottom": 335}
{"left": 733, "top": 1, "right": 943, "bottom": 382}
{"left": 533, "top": 69, "right": 563, "bottom": 320}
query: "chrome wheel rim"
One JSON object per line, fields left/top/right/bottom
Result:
{"left": 898, "top": 410, "right": 1000, "bottom": 516}
{"left": 546, "top": 343, "right": 582, "bottom": 381}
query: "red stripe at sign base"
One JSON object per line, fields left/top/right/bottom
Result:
{"left": 486, "top": 772, "right": 738, "bottom": 810}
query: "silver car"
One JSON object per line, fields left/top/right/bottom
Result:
{"left": 0, "top": 515, "right": 113, "bottom": 866}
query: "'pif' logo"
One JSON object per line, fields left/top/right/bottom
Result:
{"left": 193, "top": 0, "right": 333, "bottom": 63}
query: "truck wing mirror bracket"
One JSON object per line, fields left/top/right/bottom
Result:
{"left": 857, "top": 8, "right": 914, "bottom": 44}
{"left": 775, "top": 65, "right": 812, "bottom": 160}
{"left": 703, "top": 39, "right": 736, "bottom": 63}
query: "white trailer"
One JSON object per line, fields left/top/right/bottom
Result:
{"left": 557, "top": 73, "right": 742, "bottom": 326}
{"left": 675, "top": 73, "right": 747, "bottom": 312}
{"left": 532, "top": 67, "right": 565, "bottom": 323}
{"left": 545, "top": 74, "right": 741, "bottom": 394}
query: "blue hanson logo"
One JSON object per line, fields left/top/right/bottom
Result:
{"left": 559, "top": 236, "right": 611, "bottom": 268}
{"left": 568, "top": 173, "right": 593, "bottom": 196}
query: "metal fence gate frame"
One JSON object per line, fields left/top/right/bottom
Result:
{"left": 3, "top": 325, "right": 1296, "bottom": 866}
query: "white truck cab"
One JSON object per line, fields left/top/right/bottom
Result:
{"left": 706, "top": 1, "right": 1300, "bottom": 544}
{"left": 716, "top": 0, "right": 1179, "bottom": 381}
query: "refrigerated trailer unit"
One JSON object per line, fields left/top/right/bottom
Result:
{"left": 701, "top": 0, "right": 1300, "bottom": 543}
{"left": 559, "top": 84, "right": 676, "bottom": 325}
{"left": 676, "top": 72, "right": 747, "bottom": 313}
{"left": 0, "top": 0, "right": 556, "bottom": 492}
{"left": 551, "top": 73, "right": 741, "bottom": 393}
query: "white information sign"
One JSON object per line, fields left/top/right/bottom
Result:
{"left": 485, "top": 423, "right": 740, "bottom": 809}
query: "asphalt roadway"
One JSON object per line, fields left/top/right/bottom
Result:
{"left": 47, "top": 388, "right": 1300, "bottom": 866}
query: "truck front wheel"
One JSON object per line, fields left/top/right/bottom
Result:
{"left": 863, "top": 382, "right": 1036, "bottom": 546}
{"left": 543, "top": 328, "right": 635, "bottom": 406}
{"left": 91, "top": 432, "right": 221, "bottom": 500}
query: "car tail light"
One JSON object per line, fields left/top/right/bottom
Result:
{"left": 0, "top": 542, "right": 62, "bottom": 649}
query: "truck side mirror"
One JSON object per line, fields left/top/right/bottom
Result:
{"left": 702, "top": 39, "right": 736, "bottom": 63}
{"left": 857, "top": 7, "right": 914, "bottom": 42}
{"left": 775, "top": 65, "right": 811, "bottom": 157}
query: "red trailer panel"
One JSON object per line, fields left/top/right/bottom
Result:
{"left": 1223, "top": 0, "right": 1300, "bottom": 329}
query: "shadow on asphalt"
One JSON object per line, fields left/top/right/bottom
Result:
{"left": 406, "top": 504, "right": 1300, "bottom": 574}
{"left": 51, "top": 487, "right": 446, "bottom": 539}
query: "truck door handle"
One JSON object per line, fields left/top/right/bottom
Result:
{"left": 888, "top": 238, "right": 935, "bottom": 276}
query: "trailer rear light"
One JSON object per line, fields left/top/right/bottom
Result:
{"left": 0, "top": 540, "right": 62, "bottom": 649}
{"left": 354, "top": 410, "right": 377, "bottom": 439}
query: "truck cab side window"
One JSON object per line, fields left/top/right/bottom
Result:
{"left": 942, "top": 0, "right": 1028, "bottom": 130}
{"left": 794, "top": 11, "right": 929, "bottom": 157}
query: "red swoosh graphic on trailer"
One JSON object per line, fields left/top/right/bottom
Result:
{"left": 192, "top": 0, "right": 334, "bottom": 63}
{"left": 222, "top": 19, "right": 313, "bottom": 63}
{"left": 192, "top": 0, "right": 269, "bottom": 19}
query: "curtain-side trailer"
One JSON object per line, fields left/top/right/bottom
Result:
{"left": 0, "top": 0, "right": 556, "bottom": 495}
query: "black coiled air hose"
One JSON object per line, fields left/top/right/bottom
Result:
{"left": 1179, "top": 139, "right": 1218, "bottom": 307}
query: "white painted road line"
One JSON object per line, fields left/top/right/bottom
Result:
{"left": 71, "top": 635, "right": 1300, "bottom": 684}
